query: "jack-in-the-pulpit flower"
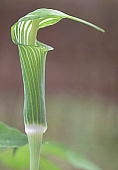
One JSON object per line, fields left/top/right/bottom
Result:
{"left": 11, "top": 8, "right": 105, "bottom": 170}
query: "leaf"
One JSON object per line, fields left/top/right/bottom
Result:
{"left": 40, "top": 157, "right": 61, "bottom": 170}
{"left": 0, "top": 122, "right": 28, "bottom": 148}
{"left": 42, "top": 142, "right": 102, "bottom": 170}
{"left": 0, "top": 146, "right": 29, "bottom": 170}
{"left": 0, "top": 123, "right": 101, "bottom": 170}
{"left": 0, "top": 145, "right": 61, "bottom": 170}
{"left": 0, "top": 141, "right": 101, "bottom": 170}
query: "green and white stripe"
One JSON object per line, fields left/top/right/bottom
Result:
{"left": 19, "top": 45, "right": 47, "bottom": 126}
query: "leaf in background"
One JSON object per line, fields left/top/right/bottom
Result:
{"left": 0, "top": 146, "right": 29, "bottom": 170}
{"left": 42, "top": 142, "right": 102, "bottom": 170}
{"left": 0, "top": 148, "right": 6, "bottom": 154}
{"left": 40, "top": 157, "right": 61, "bottom": 170}
{"left": 0, "top": 142, "right": 101, "bottom": 170}
{"left": 0, "top": 145, "right": 61, "bottom": 170}
{"left": 0, "top": 122, "right": 101, "bottom": 170}
{"left": 0, "top": 122, "right": 28, "bottom": 148}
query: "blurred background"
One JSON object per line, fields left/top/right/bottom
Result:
{"left": 0, "top": 0, "right": 118, "bottom": 169}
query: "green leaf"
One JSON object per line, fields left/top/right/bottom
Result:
{"left": 0, "top": 146, "right": 29, "bottom": 170}
{"left": 0, "top": 123, "right": 101, "bottom": 170}
{"left": 0, "top": 122, "right": 28, "bottom": 148}
{"left": 42, "top": 142, "right": 102, "bottom": 170}
{"left": 40, "top": 157, "right": 61, "bottom": 170}
{"left": 0, "top": 145, "right": 60, "bottom": 170}
{"left": 0, "top": 141, "right": 101, "bottom": 170}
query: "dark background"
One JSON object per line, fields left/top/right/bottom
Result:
{"left": 0, "top": 0, "right": 118, "bottom": 170}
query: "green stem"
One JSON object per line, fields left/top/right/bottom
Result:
{"left": 28, "top": 134, "right": 43, "bottom": 170}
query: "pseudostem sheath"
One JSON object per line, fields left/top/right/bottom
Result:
{"left": 11, "top": 8, "right": 105, "bottom": 170}
{"left": 28, "top": 133, "right": 42, "bottom": 170}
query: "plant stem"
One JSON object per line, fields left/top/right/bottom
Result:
{"left": 28, "top": 133, "right": 43, "bottom": 170}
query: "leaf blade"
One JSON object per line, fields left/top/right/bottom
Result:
{"left": 0, "top": 122, "right": 28, "bottom": 148}
{"left": 42, "top": 142, "right": 102, "bottom": 170}
{"left": 0, "top": 123, "right": 102, "bottom": 170}
{"left": 0, "top": 145, "right": 61, "bottom": 170}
